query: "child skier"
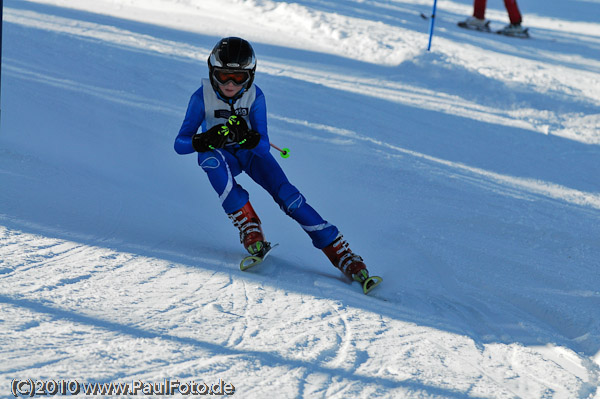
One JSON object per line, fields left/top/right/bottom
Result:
{"left": 174, "top": 37, "right": 377, "bottom": 289}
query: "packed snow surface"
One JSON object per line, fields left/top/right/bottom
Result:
{"left": 1, "top": 0, "right": 599, "bottom": 397}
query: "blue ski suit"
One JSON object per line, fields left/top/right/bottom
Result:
{"left": 174, "top": 80, "right": 339, "bottom": 249}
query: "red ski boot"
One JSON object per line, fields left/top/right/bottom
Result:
{"left": 322, "top": 234, "right": 367, "bottom": 279}
{"left": 228, "top": 201, "right": 266, "bottom": 255}
{"left": 323, "top": 234, "right": 382, "bottom": 294}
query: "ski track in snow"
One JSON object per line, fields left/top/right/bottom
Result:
{"left": 2, "top": 0, "right": 600, "bottom": 398}
{"left": 1, "top": 225, "right": 597, "bottom": 398}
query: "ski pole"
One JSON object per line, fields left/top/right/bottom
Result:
{"left": 270, "top": 142, "right": 290, "bottom": 158}
{"left": 427, "top": 0, "right": 438, "bottom": 51}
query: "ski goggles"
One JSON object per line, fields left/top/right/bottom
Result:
{"left": 213, "top": 69, "right": 251, "bottom": 86}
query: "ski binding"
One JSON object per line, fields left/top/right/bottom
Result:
{"left": 240, "top": 242, "right": 278, "bottom": 271}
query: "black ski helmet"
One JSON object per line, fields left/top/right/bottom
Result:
{"left": 207, "top": 37, "right": 256, "bottom": 98}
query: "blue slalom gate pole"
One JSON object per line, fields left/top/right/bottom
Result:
{"left": 427, "top": 0, "right": 438, "bottom": 51}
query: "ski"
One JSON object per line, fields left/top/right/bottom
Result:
{"left": 496, "top": 27, "right": 529, "bottom": 38}
{"left": 240, "top": 242, "right": 381, "bottom": 294}
{"left": 457, "top": 20, "right": 492, "bottom": 33}
{"left": 239, "top": 242, "right": 278, "bottom": 271}
{"left": 361, "top": 276, "right": 383, "bottom": 294}
{"left": 457, "top": 21, "right": 529, "bottom": 38}
{"left": 353, "top": 270, "right": 383, "bottom": 294}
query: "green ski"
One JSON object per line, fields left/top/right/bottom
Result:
{"left": 353, "top": 270, "right": 383, "bottom": 294}
{"left": 240, "top": 242, "right": 278, "bottom": 271}
{"left": 361, "top": 276, "right": 383, "bottom": 294}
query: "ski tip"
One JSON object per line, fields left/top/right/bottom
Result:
{"left": 239, "top": 242, "right": 279, "bottom": 271}
{"left": 362, "top": 275, "right": 383, "bottom": 294}
{"left": 240, "top": 255, "right": 262, "bottom": 271}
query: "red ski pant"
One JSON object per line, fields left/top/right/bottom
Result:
{"left": 473, "top": 0, "right": 522, "bottom": 24}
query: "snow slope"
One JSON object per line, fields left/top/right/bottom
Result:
{"left": 1, "top": 0, "right": 600, "bottom": 397}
